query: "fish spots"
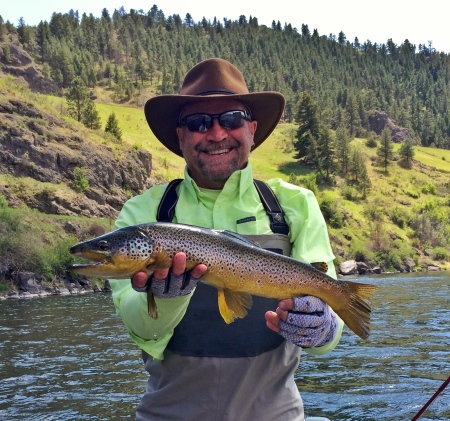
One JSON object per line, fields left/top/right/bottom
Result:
{"left": 116, "top": 230, "right": 154, "bottom": 261}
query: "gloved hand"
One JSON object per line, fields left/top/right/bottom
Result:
{"left": 275, "top": 296, "right": 338, "bottom": 348}
{"left": 131, "top": 252, "right": 207, "bottom": 298}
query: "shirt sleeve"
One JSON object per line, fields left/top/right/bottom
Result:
{"left": 109, "top": 186, "right": 195, "bottom": 360}
{"left": 110, "top": 279, "right": 193, "bottom": 360}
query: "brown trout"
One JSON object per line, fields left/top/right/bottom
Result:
{"left": 69, "top": 222, "right": 378, "bottom": 340}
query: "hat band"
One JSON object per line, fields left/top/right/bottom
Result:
{"left": 196, "top": 89, "right": 239, "bottom": 96}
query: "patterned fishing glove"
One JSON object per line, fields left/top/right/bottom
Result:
{"left": 131, "top": 271, "right": 199, "bottom": 298}
{"left": 278, "top": 296, "right": 339, "bottom": 348}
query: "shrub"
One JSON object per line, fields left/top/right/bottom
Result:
{"left": 349, "top": 239, "right": 374, "bottom": 263}
{"left": 431, "top": 247, "right": 450, "bottom": 261}
{"left": 341, "top": 185, "right": 358, "bottom": 201}
{"left": 421, "top": 183, "right": 437, "bottom": 195}
{"left": 390, "top": 206, "right": 410, "bottom": 229}
{"left": 365, "top": 131, "right": 378, "bottom": 148}
{"left": 403, "top": 189, "right": 420, "bottom": 199}
{"left": 319, "top": 193, "right": 344, "bottom": 228}
{"left": 72, "top": 166, "right": 90, "bottom": 193}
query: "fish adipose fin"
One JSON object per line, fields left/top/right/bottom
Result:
{"left": 218, "top": 289, "right": 253, "bottom": 323}
{"left": 310, "top": 262, "right": 328, "bottom": 273}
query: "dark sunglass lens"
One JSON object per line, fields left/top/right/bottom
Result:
{"left": 219, "top": 111, "right": 246, "bottom": 130}
{"left": 186, "top": 114, "right": 212, "bottom": 132}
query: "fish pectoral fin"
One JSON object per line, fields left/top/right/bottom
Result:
{"left": 310, "top": 262, "right": 328, "bottom": 273}
{"left": 217, "top": 289, "right": 253, "bottom": 324}
{"left": 147, "top": 290, "right": 158, "bottom": 319}
{"left": 145, "top": 251, "right": 172, "bottom": 273}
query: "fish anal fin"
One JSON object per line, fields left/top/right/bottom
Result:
{"left": 147, "top": 290, "right": 158, "bottom": 319}
{"left": 311, "top": 262, "right": 328, "bottom": 273}
{"left": 217, "top": 289, "right": 253, "bottom": 324}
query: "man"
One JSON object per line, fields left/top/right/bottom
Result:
{"left": 109, "top": 58, "right": 343, "bottom": 421}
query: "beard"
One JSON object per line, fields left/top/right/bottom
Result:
{"left": 195, "top": 140, "right": 245, "bottom": 182}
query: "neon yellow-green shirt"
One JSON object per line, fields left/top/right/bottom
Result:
{"left": 110, "top": 163, "right": 343, "bottom": 360}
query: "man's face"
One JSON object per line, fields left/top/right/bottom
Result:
{"left": 176, "top": 99, "right": 257, "bottom": 189}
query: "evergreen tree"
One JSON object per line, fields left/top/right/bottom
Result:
{"left": 105, "top": 112, "right": 122, "bottom": 141}
{"left": 349, "top": 148, "right": 365, "bottom": 183}
{"left": 294, "top": 92, "right": 321, "bottom": 164}
{"left": 66, "top": 77, "right": 90, "bottom": 122}
{"left": 377, "top": 127, "right": 394, "bottom": 174}
{"left": 359, "top": 161, "right": 371, "bottom": 199}
{"left": 345, "top": 94, "right": 361, "bottom": 136}
{"left": 335, "top": 125, "right": 351, "bottom": 175}
{"left": 316, "top": 127, "right": 336, "bottom": 180}
{"left": 82, "top": 100, "right": 102, "bottom": 130}
{"left": 399, "top": 139, "right": 415, "bottom": 168}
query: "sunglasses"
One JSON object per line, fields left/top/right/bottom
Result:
{"left": 178, "top": 110, "right": 252, "bottom": 132}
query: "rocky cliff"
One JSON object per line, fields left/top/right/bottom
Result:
{"left": 0, "top": 97, "right": 152, "bottom": 218}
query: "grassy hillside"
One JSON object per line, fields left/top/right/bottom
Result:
{"left": 1, "top": 82, "right": 450, "bottom": 286}
{"left": 65, "top": 94, "right": 450, "bottom": 274}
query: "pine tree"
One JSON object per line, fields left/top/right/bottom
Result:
{"left": 399, "top": 139, "right": 415, "bottom": 168}
{"left": 377, "top": 127, "right": 394, "bottom": 174}
{"left": 66, "top": 77, "right": 90, "bottom": 122}
{"left": 82, "top": 100, "right": 102, "bottom": 130}
{"left": 349, "top": 148, "right": 364, "bottom": 182}
{"left": 335, "top": 125, "right": 351, "bottom": 175}
{"left": 105, "top": 112, "right": 122, "bottom": 141}
{"left": 316, "top": 127, "right": 336, "bottom": 180}
{"left": 294, "top": 92, "right": 321, "bottom": 164}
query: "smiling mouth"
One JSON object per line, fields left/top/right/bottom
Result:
{"left": 204, "top": 148, "right": 232, "bottom": 155}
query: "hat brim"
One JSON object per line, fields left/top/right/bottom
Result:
{"left": 144, "top": 92, "right": 285, "bottom": 157}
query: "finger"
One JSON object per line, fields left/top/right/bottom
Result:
{"left": 153, "top": 268, "right": 169, "bottom": 281}
{"left": 275, "top": 306, "right": 289, "bottom": 322}
{"left": 278, "top": 298, "right": 294, "bottom": 311}
{"left": 190, "top": 263, "right": 207, "bottom": 279}
{"left": 171, "top": 252, "right": 187, "bottom": 276}
{"left": 265, "top": 311, "right": 280, "bottom": 332}
{"left": 132, "top": 272, "right": 149, "bottom": 288}
{"left": 293, "top": 296, "right": 326, "bottom": 312}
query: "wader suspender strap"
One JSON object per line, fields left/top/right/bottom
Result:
{"left": 156, "top": 179, "right": 183, "bottom": 222}
{"left": 156, "top": 178, "right": 289, "bottom": 235}
{"left": 252, "top": 179, "right": 289, "bottom": 235}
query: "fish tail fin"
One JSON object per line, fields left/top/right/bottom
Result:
{"left": 218, "top": 289, "right": 253, "bottom": 324}
{"left": 336, "top": 282, "right": 378, "bottom": 341}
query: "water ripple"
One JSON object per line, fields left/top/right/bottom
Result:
{"left": 1, "top": 272, "right": 449, "bottom": 420}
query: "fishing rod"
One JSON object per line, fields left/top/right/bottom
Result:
{"left": 411, "top": 374, "right": 450, "bottom": 420}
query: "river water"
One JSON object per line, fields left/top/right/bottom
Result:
{"left": 0, "top": 272, "right": 449, "bottom": 421}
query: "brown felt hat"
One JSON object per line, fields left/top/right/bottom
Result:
{"left": 144, "top": 58, "right": 285, "bottom": 157}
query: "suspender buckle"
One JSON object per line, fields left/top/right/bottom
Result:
{"left": 267, "top": 212, "right": 289, "bottom": 235}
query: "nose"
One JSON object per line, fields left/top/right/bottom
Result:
{"left": 207, "top": 117, "right": 227, "bottom": 141}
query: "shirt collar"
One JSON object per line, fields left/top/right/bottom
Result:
{"left": 183, "top": 163, "right": 254, "bottom": 203}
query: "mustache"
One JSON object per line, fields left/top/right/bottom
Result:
{"left": 195, "top": 140, "right": 240, "bottom": 153}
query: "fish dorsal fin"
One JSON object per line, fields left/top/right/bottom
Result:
{"left": 310, "top": 262, "right": 328, "bottom": 273}
{"left": 214, "top": 230, "right": 262, "bottom": 248}
{"left": 217, "top": 288, "right": 253, "bottom": 324}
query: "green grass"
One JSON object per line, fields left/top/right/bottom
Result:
{"left": 3, "top": 81, "right": 450, "bottom": 273}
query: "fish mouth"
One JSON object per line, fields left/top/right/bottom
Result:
{"left": 69, "top": 247, "right": 113, "bottom": 272}
{"left": 69, "top": 261, "right": 107, "bottom": 270}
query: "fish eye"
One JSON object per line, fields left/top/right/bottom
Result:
{"left": 97, "top": 240, "right": 109, "bottom": 251}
